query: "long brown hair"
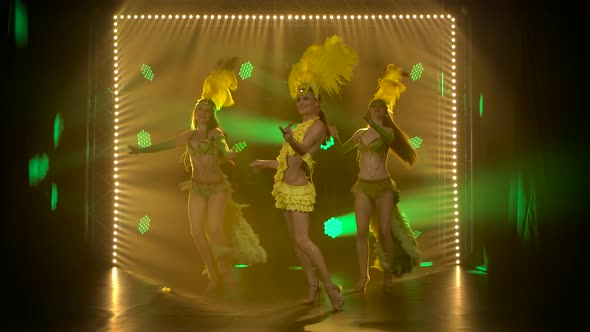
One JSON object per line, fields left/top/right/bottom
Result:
{"left": 191, "top": 98, "right": 228, "bottom": 141}
{"left": 369, "top": 99, "right": 416, "bottom": 166}
{"left": 315, "top": 94, "right": 332, "bottom": 141}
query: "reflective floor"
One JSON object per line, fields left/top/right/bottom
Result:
{"left": 4, "top": 258, "right": 572, "bottom": 332}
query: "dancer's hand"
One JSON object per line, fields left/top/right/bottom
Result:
{"left": 279, "top": 123, "right": 295, "bottom": 142}
{"left": 327, "top": 125, "right": 339, "bottom": 138}
{"left": 225, "top": 148, "right": 237, "bottom": 167}
{"left": 250, "top": 159, "right": 266, "bottom": 174}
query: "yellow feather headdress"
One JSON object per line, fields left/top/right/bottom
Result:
{"left": 372, "top": 64, "right": 407, "bottom": 111}
{"left": 288, "top": 35, "right": 358, "bottom": 99}
{"left": 199, "top": 57, "right": 239, "bottom": 112}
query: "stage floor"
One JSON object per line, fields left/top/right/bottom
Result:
{"left": 4, "top": 257, "right": 568, "bottom": 332}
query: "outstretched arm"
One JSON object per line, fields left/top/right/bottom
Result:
{"left": 250, "top": 159, "right": 278, "bottom": 173}
{"left": 128, "top": 130, "right": 193, "bottom": 154}
{"left": 329, "top": 125, "right": 362, "bottom": 155}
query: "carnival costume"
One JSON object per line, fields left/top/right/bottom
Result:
{"left": 180, "top": 58, "right": 267, "bottom": 267}
{"left": 364, "top": 64, "right": 421, "bottom": 277}
{"left": 271, "top": 35, "right": 358, "bottom": 212}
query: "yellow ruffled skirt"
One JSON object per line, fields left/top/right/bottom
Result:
{"left": 272, "top": 181, "right": 316, "bottom": 212}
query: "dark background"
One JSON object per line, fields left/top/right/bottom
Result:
{"left": 6, "top": 0, "right": 588, "bottom": 325}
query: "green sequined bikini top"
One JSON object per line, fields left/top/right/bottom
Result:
{"left": 357, "top": 131, "right": 389, "bottom": 154}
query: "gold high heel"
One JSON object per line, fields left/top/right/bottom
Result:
{"left": 203, "top": 268, "right": 221, "bottom": 293}
{"left": 205, "top": 279, "right": 221, "bottom": 293}
{"left": 326, "top": 284, "right": 344, "bottom": 312}
{"left": 302, "top": 280, "right": 323, "bottom": 305}
{"left": 354, "top": 277, "right": 369, "bottom": 293}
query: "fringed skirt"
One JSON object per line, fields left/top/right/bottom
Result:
{"left": 370, "top": 206, "right": 421, "bottom": 277}
{"left": 272, "top": 181, "right": 316, "bottom": 212}
{"left": 179, "top": 179, "right": 267, "bottom": 267}
{"left": 352, "top": 178, "right": 421, "bottom": 277}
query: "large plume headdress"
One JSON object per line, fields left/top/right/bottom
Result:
{"left": 198, "top": 57, "right": 239, "bottom": 112}
{"left": 372, "top": 64, "right": 407, "bottom": 111}
{"left": 288, "top": 35, "right": 358, "bottom": 99}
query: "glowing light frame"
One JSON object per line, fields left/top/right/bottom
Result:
{"left": 111, "top": 13, "right": 460, "bottom": 266}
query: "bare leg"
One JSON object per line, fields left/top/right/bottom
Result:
{"left": 291, "top": 211, "right": 343, "bottom": 310}
{"left": 375, "top": 190, "right": 395, "bottom": 291}
{"left": 284, "top": 211, "right": 317, "bottom": 288}
{"left": 353, "top": 190, "right": 372, "bottom": 292}
{"left": 207, "top": 190, "right": 234, "bottom": 288}
{"left": 286, "top": 210, "right": 321, "bottom": 305}
{"left": 188, "top": 192, "right": 219, "bottom": 291}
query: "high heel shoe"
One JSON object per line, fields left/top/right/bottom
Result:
{"left": 326, "top": 284, "right": 344, "bottom": 312}
{"left": 302, "top": 280, "right": 323, "bottom": 305}
{"left": 205, "top": 280, "right": 221, "bottom": 293}
{"left": 354, "top": 277, "right": 369, "bottom": 293}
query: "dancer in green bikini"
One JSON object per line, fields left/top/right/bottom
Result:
{"left": 330, "top": 64, "right": 421, "bottom": 294}
{"left": 128, "top": 59, "right": 266, "bottom": 293}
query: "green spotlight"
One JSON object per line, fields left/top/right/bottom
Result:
{"left": 479, "top": 92, "right": 484, "bottom": 118}
{"left": 14, "top": 0, "right": 28, "bottom": 48}
{"left": 324, "top": 217, "right": 343, "bottom": 238}
{"left": 53, "top": 113, "right": 64, "bottom": 150}
{"left": 408, "top": 136, "right": 423, "bottom": 149}
{"left": 51, "top": 182, "right": 58, "bottom": 211}
{"left": 288, "top": 266, "right": 303, "bottom": 270}
{"left": 140, "top": 64, "right": 155, "bottom": 81}
{"left": 231, "top": 141, "right": 247, "bottom": 152}
{"left": 419, "top": 261, "right": 433, "bottom": 267}
{"left": 325, "top": 212, "right": 358, "bottom": 237}
{"left": 234, "top": 264, "right": 249, "bottom": 268}
{"left": 138, "top": 215, "right": 151, "bottom": 234}
{"left": 474, "top": 266, "right": 487, "bottom": 273}
{"left": 413, "top": 229, "right": 422, "bottom": 238}
{"left": 239, "top": 61, "right": 254, "bottom": 80}
{"left": 320, "top": 136, "right": 334, "bottom": 150}
{"left": 410, "top": 63, "right": 424, "bottom": 81}
{"left": 137, "top": 130, "right": 152, "bottom": 148}
{"left": 29, "top": 153, "right": 49, "bottom": 187}
{"left": 474, "top": 247, "right": 488, "bottom": 272}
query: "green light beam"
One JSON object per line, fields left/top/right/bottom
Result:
{"left": 217, "top": 110, "right": 286, "bottom": 145}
